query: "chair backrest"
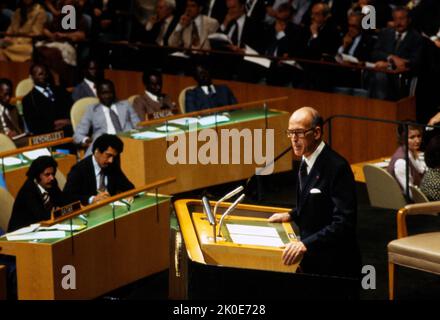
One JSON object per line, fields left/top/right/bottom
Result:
{"left": 0, "top": 187, "right": 14, "bottom": 232}
{"left": 15, "top": 78, "right": 34, "bottom": 97}
{"left": 127, "top": 94, "right": 139, "bottom": 106}
{"left": 363, "top": 164, "right": 407, "bottom": 209}
{"left": 178, "top": 86, "right": 196, "bottom": 114}
{"left": 0, "top": 134, "right": 17, "bottom": 152}
{"left": 410, "top": 186, "right": 429, "bottom": 203}
{"left": 70, "top": 97, "right": 99, "bottom": 131}
{"left": 55, "top": 170, "right": 67, "bottom": 190}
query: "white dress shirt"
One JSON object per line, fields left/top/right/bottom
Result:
{"left": 84, "top": 78, "right": 97, "bottom": 96}
{"left": 394, "top": 152, "right": 426, "bottom": 194}
{"left": 201, "top": 85, "right": 216, "bottom": 95}
{"left": 101, "top": 103, "right": 120, "bottom": 134}
{"left": 88, "top": 155, "right": 108, "bottom": 204}
{"left": 303, "top": 141, "right": 325, "bottom": 174}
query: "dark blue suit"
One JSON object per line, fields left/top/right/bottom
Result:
{"left": 185, "top": 85, "right": 237, "bottom": 113}
{"left": 290, "top": 144, "right": 360, "bottom": 278}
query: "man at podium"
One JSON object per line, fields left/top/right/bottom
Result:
{"left": 269, "top": 107, "right": 360, "bottom": 279}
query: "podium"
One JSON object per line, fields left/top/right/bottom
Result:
{"left": 170, "top": 199, "right": 360, "bottom": 299}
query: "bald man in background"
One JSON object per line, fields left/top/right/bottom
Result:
{"left": 269, "top": 107, "right": 360, "bottom": 280}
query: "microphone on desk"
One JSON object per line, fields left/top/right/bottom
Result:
{"left": 217, "top": 193, "right": 246, "bottom": 237}
{"left": 213, "top": 185, "right": 244, "bottom": 219}
{"left": 202, "top": 196, "right": 215, "bottom": 225}
{"left": 78, "top": 214, "right": 88, "bottom": 225}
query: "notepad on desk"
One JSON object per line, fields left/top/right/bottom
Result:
{"left": 198, "top": 114, "right": 230, "bottom": 126}
{"left": 22, "top": 148, "right": 51, "bottom": 160}
{"left": 131, "top": 131, "right": 168, "bottom": 140}
{"left": 168, "top": 117, "right": 199, "bottom": 126}
{"left": 0, "top": 156, "right": 27, "bottom": 166}
{"left": 6, "top": 231, "right": 66, "bottom": 241}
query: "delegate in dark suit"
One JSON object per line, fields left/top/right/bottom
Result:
{"left": 22, "top": 86, "right": 73, "bottom": 135}
{"left": 269, "top": 107, "right": 360, "bottom": 279}
{"left": 64, "top": 155, "right": 134, "bottom": 205}
{"left": 72, "top": 80, "right": 96, "bottom": 102}
{"left": 185, "top": 85, "right": 237, "bottom": 113}
{"left": 290, "top": 143, "right": 360, "bottom": 278}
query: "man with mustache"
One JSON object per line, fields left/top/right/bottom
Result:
{"left": 8, "top": 156, "right": 68, "bottom": 232}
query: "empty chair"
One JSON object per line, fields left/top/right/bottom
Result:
{"left": 15, "top": 78, "right": 34, "bottom": 98}
{"left": 388, "top": 201, "right": 440, "bottom": 299}
{"left": 178, "top": 86, "right": 196, "bottom": 114}
{"left": 0, "top": 134, "right": 17, "bottom": 152}
{"left": 363, "top": 164, "right": 407, "bottom": 210}
{"left": 70, "top": 97, "right": 99, "bottom": 131}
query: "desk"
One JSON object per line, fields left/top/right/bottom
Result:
{"left": 2, "top": 153, "right": 76, "bottom": 198}
{"left": 119, "top": 108, "right": 292, "bottom": 194}
{"left": 0, "top": 194, "right": 170, "bottom": 300}
{"left": 351, "top": 157, "right": 390, "bottom": 183}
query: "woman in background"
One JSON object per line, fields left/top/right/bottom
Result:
{"left": 0, "top": 0, "right": 47, "bottom": 62}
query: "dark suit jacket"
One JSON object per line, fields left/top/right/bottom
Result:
{"left": 342, "top": 33, "right": 375, "bottom": 62}
{"left": 145, "top": 15, "right": 180, "bottom": 46}
{"left": 372, "top": 27, "right": 424, "bottom": 71}
{"left": 8, "top": 179, "right": 67, "bottom": 232}
{"left": 264, "top": 22, "right": 306, "bottom": 58}
{"left": 290, "top": 144, "right": 360, "bottom": 278}
{"left": 185, "top": 85, "right": 237, "bottom": 113}
{"left": 63, "top": 155, "right": 134, "bottom": 205}
{"left": 72, "top": 80, "right": 96, "bottom": 102}
{"left": 22, "top": 86, "right": 73, "bottom": 135}
{"left": 205, "top": 0, "right": 228, "bottom": 23}
{"left": 305, "top": 19, "right": 341, "bottom": 60}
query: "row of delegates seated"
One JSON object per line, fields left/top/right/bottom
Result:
{"left": 0, "top": 0, "right": 47, "bottom": 63}
{"left": 387, "top": 122, "right": 426, "bottom": 199}
{"left": 7, "top": 134, "right": 134, "bottom": 232}
{"left": 72, "top": 79, "right": 140, "bottom": 155}
{"left": 0, "top": 78, "right": 28, "bottom": 147}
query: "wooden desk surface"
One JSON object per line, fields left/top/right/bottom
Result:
{"left": 2, "top": 153, "right": 77, "bottom": 198}
{"left": 0, "top": 194, "right": 171, "bottom": 300}
{"left": 351, "top": 157, "right": 390, "bottom": 183}
{"left": 119, "top": 108, "right": 292, "bottom": 194}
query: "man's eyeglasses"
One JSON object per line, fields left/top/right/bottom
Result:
{"left": 286, "top": 128, "right": 315, "bottom": 138}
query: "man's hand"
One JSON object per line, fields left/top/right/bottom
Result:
{"left": 342, "top": 34, "right": 353, "bottom": 49}
{"left": 282, "top": 241, "right": 307, "bottom": 265}
{"left": 179, "top": 14, "right": 192, "bottom": 28}
{"left": 374, "top": 60, "right": 389, "bottom": 69}
{"left": 434, "top": 39, "right": 440, "bottom": 48}
{"left": 388, "top": 55, "right": 408, "bottom": 70}
{"left": 310, "top": 22, "right": 319, "bottom": 37}
{"left": 268, "top": 212, "right": 291, "bottom": 223}
{"left": 93, "top": 191, "right": 110, "bottom": 203}
{"left": 428, "top": 112, "right": 440, "bottom": 126}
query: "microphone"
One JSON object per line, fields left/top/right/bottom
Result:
{"left": 213, "top": 185, "right": 244, "bottom": 218}
{"left": 78, "top": 214, "right": 88, "bottom": 225}
{"left": 202, "top": 196, "right": 215, "bottom": 225}
{"left": 217, "top": 193, "right": 246, "bottom": 237}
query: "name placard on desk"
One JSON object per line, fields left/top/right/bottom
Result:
{"left": 29, "top": 131, "right": 64, "bottom": 146}
{"left": 52, "top": 201, "right": 82, "bottom": 220}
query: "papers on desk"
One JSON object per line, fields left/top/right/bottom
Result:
{"left": 226, "top": 224, "right": 284, "bottom": 247}
{"left": 0, "top": 156, "right": 27, "bottom": 166}
{"left": 208, "top": 33, "right": 232, "bottom": 44}
{"left": 131, "top": 131, "right": 168, "bottom": 140}
{"left": 198, "top": 114, "right": 230, "bottom": 126}
{"left": 4, "top": 222, "right": 86, "bottom": 241}
{"left": 6, "top": 231, "right": 66, "bottom": 241}
{"left": 280, "top": 59, "right": 303, "bottom": 70}
{"left": 22, "top": 148, "right": 51, "bottom": 160}
{"left": 169, "top": 51, "right": 190, "bottom": 59}
{"left": 168, "top": 117, "right": 199, "bottom": 126}
{"left": 373, "top": 161, "right": 390, "bottom": 168}
{"left": 244, "top": 45, "right": 272, "bottom": 69}
{"left": 155, "top": 125, "right": 181, "bottom": 132}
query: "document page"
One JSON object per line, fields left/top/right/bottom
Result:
{"left": 226, "top": 224, "right": 284, "bottom": 247}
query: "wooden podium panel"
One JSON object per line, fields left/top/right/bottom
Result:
{"left": 0, "top": 194, "right": 170, "bottom": 300}
{"left": 173, "top": 199, "right": 299, "bottom": 275}
{"left": 120, "top": 108, "right": 292, "bottom": 194}
{"left": 3, "top": 154, "right": 76, "bottom": 198}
